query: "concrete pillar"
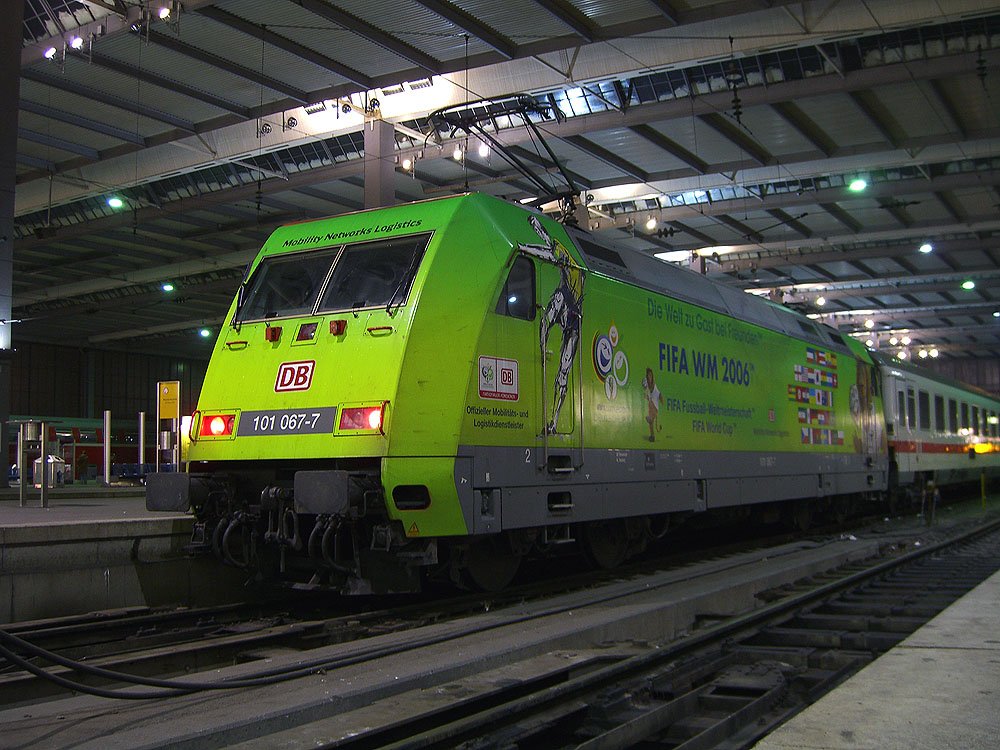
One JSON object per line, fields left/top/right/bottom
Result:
{"left": 0, "top": 3, "right": 24, "bottom": 456}
{"left": 363, "top": 119, "right": 396, "bottom": 209}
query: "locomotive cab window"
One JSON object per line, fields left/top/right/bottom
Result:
{"left": 495, "top": 255, "right": 535, "bottom": 321}
{"left": 319, "top": 234, "right": 429, "bottom": 313}
{"left": 236, "top": 247, "right": 340, "bottom": 322}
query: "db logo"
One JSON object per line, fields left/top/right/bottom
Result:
{"left": 275, "top": 360, "right": 315, "bottom": 392}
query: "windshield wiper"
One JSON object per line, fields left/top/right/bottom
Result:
{"left": 386, "top": 248, "right": 423, "bottom": 317}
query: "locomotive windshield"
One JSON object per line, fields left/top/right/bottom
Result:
{"left": 235, "top": 234, "right": 428, "bottom": 322}
{"left": 318, "top": 235, "right": 427, "bottom": 313}
{"left": 236, "top": 247, "right": 340, "bottom": 322}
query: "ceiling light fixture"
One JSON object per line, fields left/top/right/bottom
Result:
{"left": 897, "top": 350, "right": 907, "bottom": 359}
{"left": 159, "top": 6, "right": 171, "bottom": 19}
{"left": 645, "top": 216, "right": 657, "bottom": 231}
{"left": 889, "top": 336, "right": 899, "bottom": 345}
{"left": 962, "top": 280, "right": 975, "bottom": 290}
{"left": 901, "top": 336, "right": 911, "bottom": 345}
{"left": 107, "top": 196, "right": 124, "bottom": 208}
{"left": 69, "top": 36, "right": 84, "bottom": 50}
{"left": 930, "top": 348, "right": 939, "bottom": 358}
{"left": 849, "top": 178, "right": 867, "bottom": 192}
{"left": 452, "top": 145, "right": 463, "bottom": 161}
{"left": 919, "top": 242, "right": 933, "bottom": 253}
{"left": 401, "top": 157, "right": 412, "bottom": 170}
{"left": 865, "top": 339, "right": 874, "bottom": 348}
{"left": 815, "top": 296, "right": 826, "bottom": 306}
{"left": 161, "top": 282, "right": 175, "bottom": 292}
{"left": 199, "top": 328, "right": 211, "bottom": 338}
{"left": 919, "top": 349, "right": 928, "bottom": 358}
{"left": 864, "top": 318, "right": 875, "bottom": 329}
{"left": 478, "top": 141, "right": 489, "bottom": 158}
{"left": 43, "top": 46, "right": 57, "bottom": 59}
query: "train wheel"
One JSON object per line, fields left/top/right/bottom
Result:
{"left": 581, "top": 519, "right": 629, "bottom": 569}
{"left": 787, "top": 501, "right": 812, "bottom": 532}
{"left": 462, "top": 536, "right": 522, "bottom": 592}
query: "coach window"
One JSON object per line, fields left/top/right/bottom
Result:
{"left": 948, "top": 399, "right": 958, "bottom": 433}
{"left": 906, "top": 388, "right": 916, "bottom": 431}
{"left": 918, "top": 390, "right": 930, "bottom": 430}
{"left": 495, "top": 256, "right": 535, "bottom": 320}
{"left": 897, "top": 391, "right": 906, "bottom": 429}
{"left": 961, "top": 403, "right": 969, "bottom": 432}
{"left": 934, "top": 395, "right": 945, "bottom": 432}
{"left": 972, "top": 406, "right": 981, "bottom": 436}
{"left": 991, "top": 411, "right": 998, "bottom": 438}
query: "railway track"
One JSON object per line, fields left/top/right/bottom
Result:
{"left": 0, "top": 508, "right": 876, "bottom": 703}
{"left": 1, "top": 504, "right": 997, "bottom": 748}
{"left": 357, "top": 517, "right": 1000, "bottom": 750}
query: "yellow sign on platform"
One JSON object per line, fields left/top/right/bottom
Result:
{"left": 158, "top": 380, "right": 180, "bottom": 421}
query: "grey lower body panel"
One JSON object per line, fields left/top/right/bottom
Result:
{"left": 458, "top": 445, "right": 887, "bottom": 533}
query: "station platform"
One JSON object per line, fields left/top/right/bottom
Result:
{"left": 753, "top": 567, "right": 1000, "bottom": 750}
{"left": 1, "top": 488, "right": 245, "bottom": 623}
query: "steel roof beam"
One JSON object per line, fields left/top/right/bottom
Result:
{"left": 878, "top": 198, "right": 913, "bottom": 228}
{"left": 713, "top": 235, "right": 1000, "bottom": 275}
{"left": 773, "top": 274, "right": 1000, "bottom": 302}
{"left": 848, "top": 90, "right": 903, "bottom": 149}
{"left": 716, "top": 214, "right": 763, "bottom": 243}
{"left": 646, "top": 0, "right": 680, "bottom": 24}
{"left": 18, "top": 99, "right": 147, "bottom": 146}
{"left": 78, "top": 49, "right": 251, "bottom": 117}
{"left": 505, "top": 145, "right": 592, "bottom": 189}
{"left": 934, "top": 190, "right": 965, "bottom": 223}
{"left": 563, "top": 135, "right": 648, "bottom": 182}
{"left": 531, "top": 0, "right": 597, "bottom": 42}
{"left": 18, "top": 127, "right": 99, "bottom": 160}
{"left": 628, "top": 124, "right": 708, "bottom": 174}
{"left": 196, "top": 6, "right": 373, "bottom": 88}
{"left": 16, "top": 153, "right": 54, "bottom": 171}
{"left": 287, "top": 0, "right": 441, "bottom": 74}
{"left": 668, "top": 220, "right": 716, "bottom": 246}
{"left": 806, "top": 263, "right": 838, "bottom": 282}
{"left": 697, "top": 112, "right": 772, "bottom": 166}
{"left": 767, "top": 208, "right": 812, "bottom": 239}
{"left": 928, "top": 79, "right": 968, "bottom": 139}
{"left": 770, "top": 101, "right": 835, "bottom": 157}
{"left": 145, "top": 29, "right": 310, "bottom": 104}
{"left": 412, "top": 0, "right": 517, "bottom": 58}
{"left": 21, "top": 68, "right": 196, "bottom": 132}
{"left": 819, "top": 202, "right": 861, "bottom": 233}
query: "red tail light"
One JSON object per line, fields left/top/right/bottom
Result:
{"left": 200, "top": 413, "right": 235, "bottom": 437}
{"left": 339, "top": 404, "right": 385, "bottom": 433}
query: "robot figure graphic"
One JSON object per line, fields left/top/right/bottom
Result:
{"left": 516, "top": 215, "right": 585, "bottom": 435}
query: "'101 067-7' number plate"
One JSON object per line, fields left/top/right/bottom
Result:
{"left": 236, "top": 408, "right": 338, "bottom": 436}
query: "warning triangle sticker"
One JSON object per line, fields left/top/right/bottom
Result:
{"left": 407, "top": 523, "right": 420, "bottom": 537}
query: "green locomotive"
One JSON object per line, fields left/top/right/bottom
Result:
{"left": 147, "top": 192, "right": 889, "bottom": 593}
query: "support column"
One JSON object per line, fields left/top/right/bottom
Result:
{"left": 363, "top": 119, "right": 396, "bottom": 209}
{"left": 0, "top": 3, "right": 24, "bottom": 457}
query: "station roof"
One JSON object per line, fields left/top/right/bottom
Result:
{"left": 13, "top": 0, "right": 1000, "bottom": 361}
